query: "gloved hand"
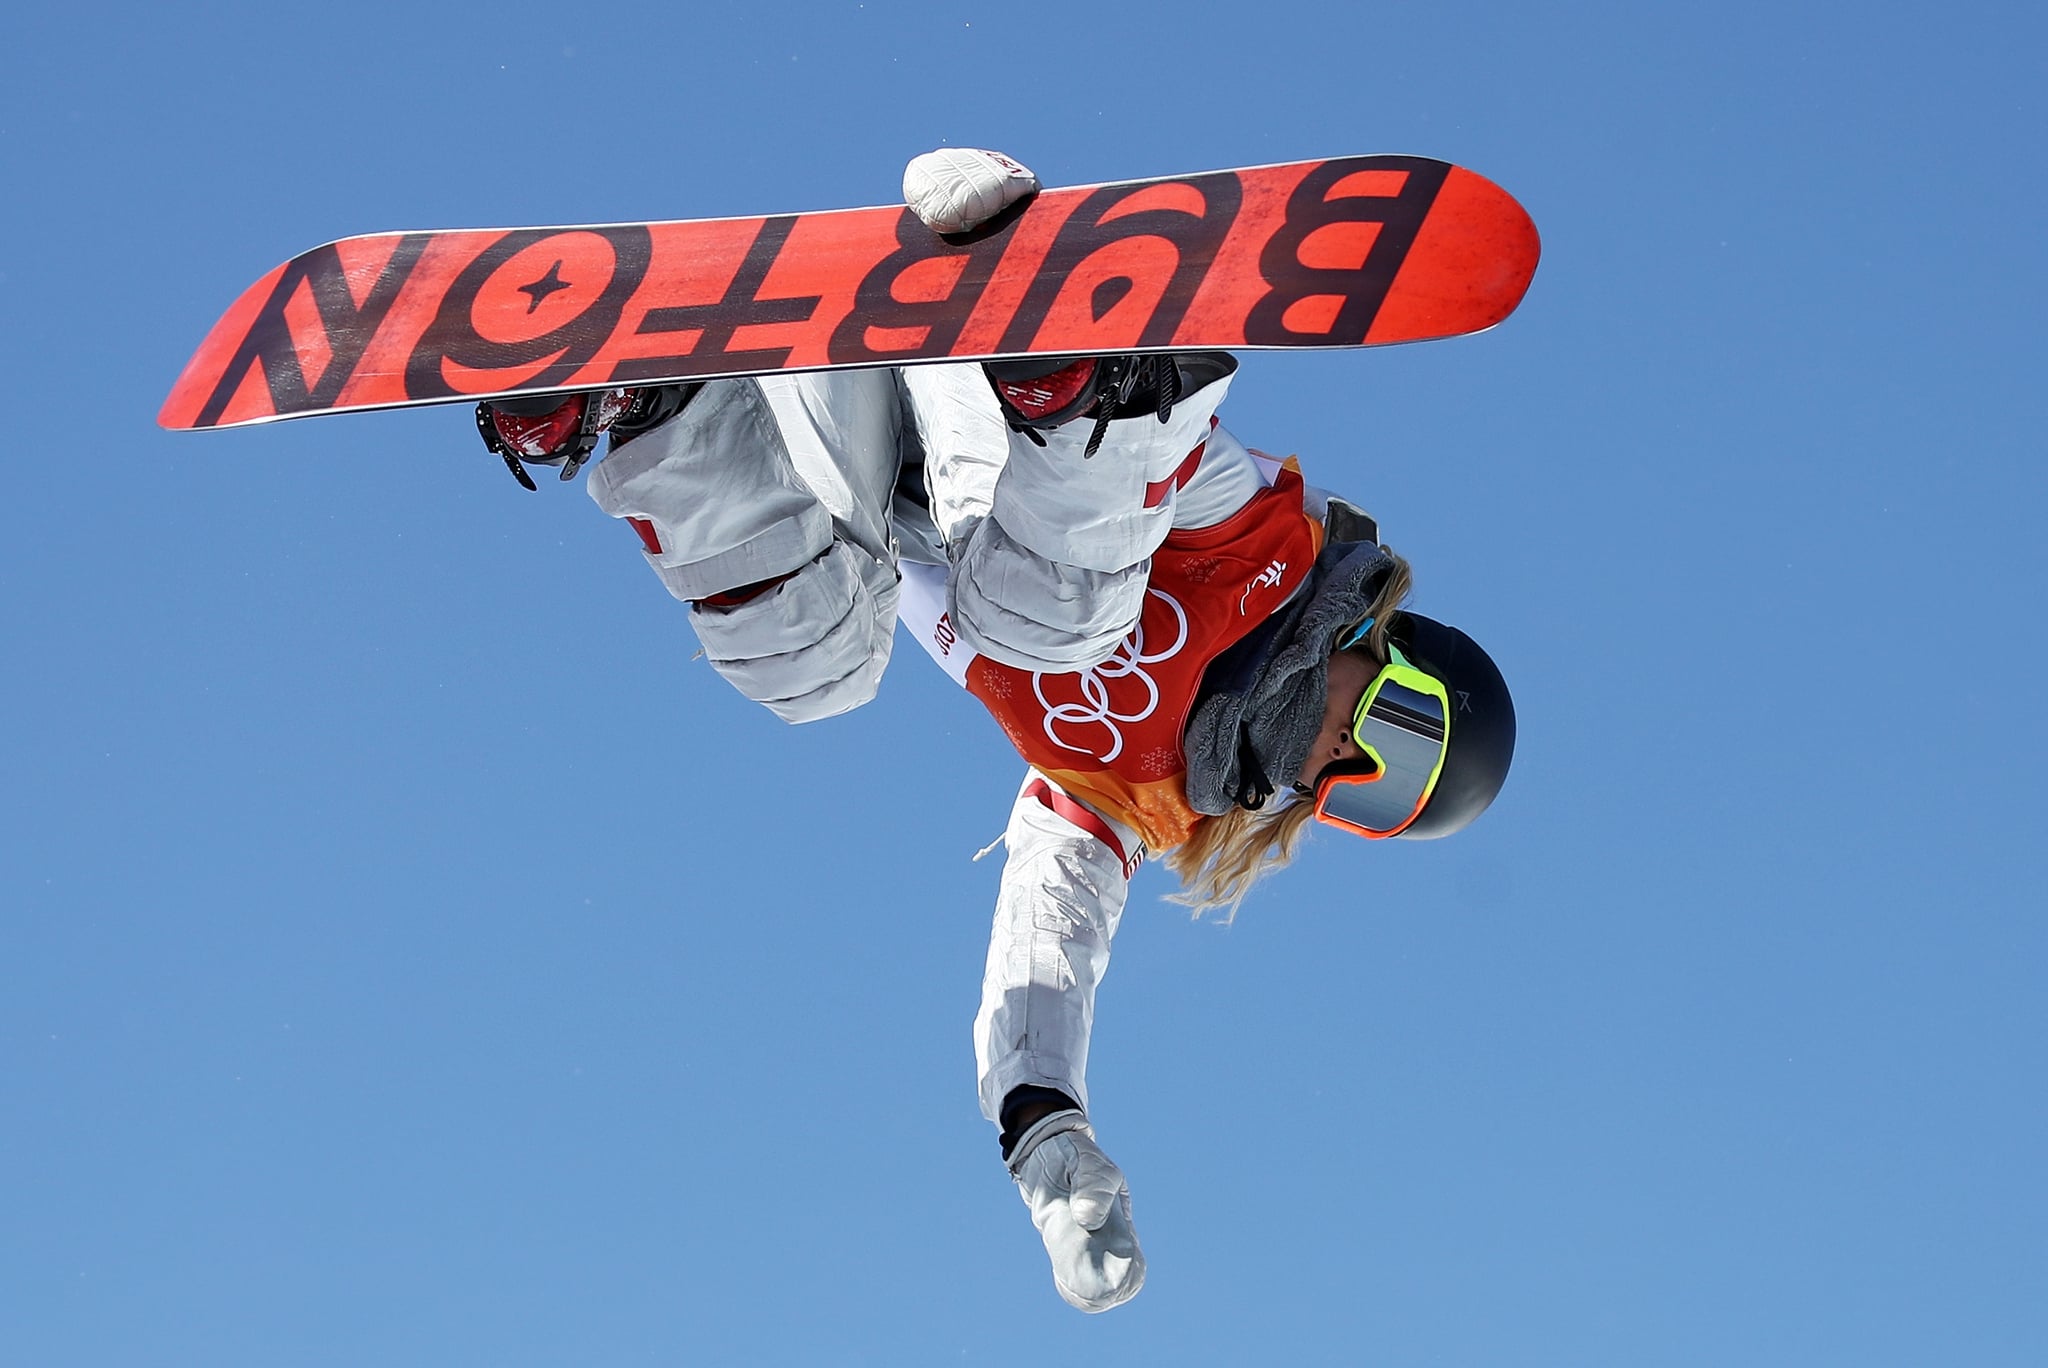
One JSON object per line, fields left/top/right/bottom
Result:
{"left": 903, "top": 148, "right": 1040, "bottom": 234}
{"left": 1007, "top": 1109, "right": 1145, "bottom": 1312}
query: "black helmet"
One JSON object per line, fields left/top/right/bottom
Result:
{"left": 1385, "top": 611, "right": 1516, "bottom": 839}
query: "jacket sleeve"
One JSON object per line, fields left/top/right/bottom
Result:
{"left": 974, "top": 771, "right": 1145, "bottom": 1123}
{"left": 584, "top": 372, "right": 909, "bottom": 723}
{"left": 904, "top": 361, "right": 1245, "bottom": 675}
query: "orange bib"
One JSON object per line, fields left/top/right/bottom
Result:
{"left": 968, "top": 469, "right": 1322, "bottom": 850}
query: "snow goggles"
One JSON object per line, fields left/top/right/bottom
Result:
{"left": 1310, "top": 639, "right": 1451, "bottom": 840}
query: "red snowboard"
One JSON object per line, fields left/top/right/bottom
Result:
{"left": 160, "top": 155, "right": 1539, "bottom": 431}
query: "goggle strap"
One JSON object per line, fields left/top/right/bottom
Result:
{"left": 1335, "top": 615, "right": 1376, "bottom": 652}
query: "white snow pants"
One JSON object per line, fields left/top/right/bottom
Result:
{"left": 584, "top": 371, "right": 912, "bottom": 723}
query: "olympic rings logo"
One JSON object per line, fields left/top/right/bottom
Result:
{"left": 1034, "top": 589, "right": 1190, "bottom": 763}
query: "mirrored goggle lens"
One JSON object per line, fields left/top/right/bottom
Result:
{"left": 1315, "top": 675, "right": 1449, "bottom": 836}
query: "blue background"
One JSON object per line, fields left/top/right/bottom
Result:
{"left": 5, "top": 2, "right": 2043, "bottom": 1363}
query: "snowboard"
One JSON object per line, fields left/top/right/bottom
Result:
{"left": 159, "top": 155, "right": 1539, "bottom": 432}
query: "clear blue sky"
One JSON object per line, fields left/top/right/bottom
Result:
{"left": 5, "top": 2, "right": 2044, "bottom": 1364}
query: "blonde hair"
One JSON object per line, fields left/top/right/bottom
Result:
{"left": 1164, "top": 547, "right": 1414, "bottom": 920}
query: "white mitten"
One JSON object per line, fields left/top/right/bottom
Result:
{"left": 903, "top": 148, "right": 1041, "bottom": 234}
{"left": 1007, "top": 1110, "right": 1145, "bottom": 1313}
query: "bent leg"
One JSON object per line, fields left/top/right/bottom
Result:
{"left": 586, "top": 372, "right": 910, "bottom": 722}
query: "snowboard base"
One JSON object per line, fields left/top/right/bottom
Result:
{"left": 160, "top": 155, "right": 1539, "bottom": 431}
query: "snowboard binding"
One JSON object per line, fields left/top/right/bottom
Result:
{"left": 986, "top": 352, "right": 1235, "bottom": 457}
{"left": 475, "top": 385, "right": 695, "bottom": 490}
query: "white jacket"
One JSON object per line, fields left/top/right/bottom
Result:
{"left": 586, "top": 358, "right": 1299, "bottom": 1126}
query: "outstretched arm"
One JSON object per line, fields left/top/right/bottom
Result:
{"left": 976, "top": 771, "right": 1142, "bottom": 1117}
{"left": 977, "top": 770, "right": 1148, "bottom": 1312}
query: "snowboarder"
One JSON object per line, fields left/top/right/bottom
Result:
{"left": 473, "top": 149, "right": 1516, "bottom": 1313}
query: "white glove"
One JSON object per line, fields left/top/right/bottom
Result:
{"left": 1007, "top": 1110, "right": 1145, "bottom": 1313}
{"left": 903, "top": 148, "right": 1041, "bottom": 234}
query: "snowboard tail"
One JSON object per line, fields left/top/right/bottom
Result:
{"left": 160, "top": 155, "right": 1539, "bottom": 431}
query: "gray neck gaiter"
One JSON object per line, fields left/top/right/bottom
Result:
{"left": 1182, "top": 542, "right": 1394, "bottom": 816}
